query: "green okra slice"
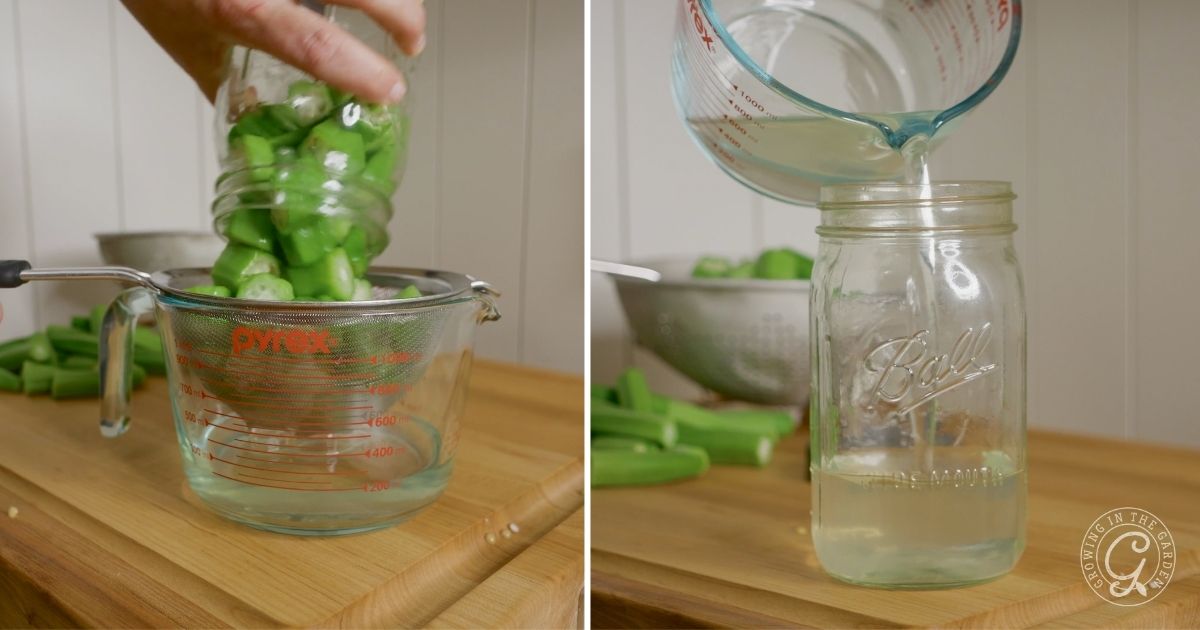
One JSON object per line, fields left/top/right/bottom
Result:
{"left": 727, "top": 260, "right": 755, "bottom": 278}
{"left": 89, "top": 304, "right": 106, "bottom": 336}
{"left": 361, "top": 140, "right": 398, "bottom": 195}
{"left": 46, "top": 325, "right": 97, "bottom": 357}
{"left": 337, "top": 101, "right": 394, "bottom": 152}
{"left": 0, "top": 367, "right": 20, "bottom": 392}
{"left": 343, "top": 226, "right": 369, "bottom": 276}
{"left": 691, "top": 255, "right": 732, "bottom": 278}
{"left": 616, "top": 367, "right": 654, "bottom": 412}
{"left": 652, "top": 395, "right": 784, "bottom": 440}
{"left": 278, "top": 218, "right": 338, "bottom": 266}
{"left": 28, "top": 331, "right": 56, "bottom": 364}
{"left": 132, "top": 328, "right": 167, "bottom": 374}
{"left": 786, "top": 248, "right": 814, "bottom": 279}
{"left": 185, "top": 285, "right": 232, "bottom": 298}
{"left": 269, "top": 159, "right": 328, "bottom": 233}
{"left": 591, "top": 436, "right": 654, "bottom": 453}
{"left": 21, "top": 360, "right": 55, "bottom": 395}
{"left": 395, "top": 285, "right": 421, "bottom": 299}
{"left": 61, "top": 355, "right": 97, "bottom": 370}
{"left": 590, "top": 384, "right": 617, "bottom": 404}
{"left": 301, "top": 119, "right": 366, "bottom": 175}
{"left": 224, "top": 208, "right": 277, "bottom": 252}
{"left": 211, "top": 244, "right": 282, "bottom": 292}
{"left": 351, "top": 278, "right": 373, "bottom": 301}
{"left": 754, "top": 248, "right": 797, "bottom": 279}
{"left": 715, "top": 409, "right": 796, "bottom": 437}
{"left": 70, "top": 316, "right": 91, "bottom": 332}
{"left": 677, "top": 423, "right": 775, "bottom": 467}
{"left": 285, "top": 248, "right": 356, "bottom": 301}
{"left": 232, "top": 134, "right": 274, "bottom": 181}
{"left": 0, "top": 339, "right": 32, "bottom": 371}
{"left": 591, "top": 402, "right": 676, "bottom": 447}
{"left": 236, "top": 274, "right": 296, "bottom": 301}
{"left": 284, "top": 80, "right": 334, "bottom": 126}
{"left": 591, "top": 445, "right": 709, "bottom": 487}
{"left": 50, "top": 369, "right": 98, "bottom": 399}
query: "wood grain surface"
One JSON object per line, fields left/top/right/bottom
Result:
{"left": 592, "top": 430, "right": 1200, "bottom": 628}
{"left": 0, "top": 360, "right": 583, "bottom": 628}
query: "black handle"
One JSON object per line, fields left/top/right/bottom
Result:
{"left": 0, "top": 260, "right": 31, "bottom": 288}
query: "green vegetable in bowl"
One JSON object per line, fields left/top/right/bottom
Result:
{"left": 690, "top": 247, "right": 814, "bottom": 280}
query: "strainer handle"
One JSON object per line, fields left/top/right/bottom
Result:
{"left": 470, "top": 280, "right": 502, "bottom": 323}
{"left": 98, "top": 287, "right": 156, "bottom": 437}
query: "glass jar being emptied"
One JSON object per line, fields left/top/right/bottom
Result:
{"left": 810, "top": 182, "right": 1027, "bottom": 588}
{"left": 210, "top": 6, "right": 413, "bottom": 301}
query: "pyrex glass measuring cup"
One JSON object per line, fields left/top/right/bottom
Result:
{"left": 0, "top": 261, "right": 499, "bottom": 536}
{"left": 672, "top": 0, "right": 1022, "bottom": 204}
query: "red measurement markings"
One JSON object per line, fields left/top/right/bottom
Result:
{"left": 181, "top": 361, "right": 375, "bottom": 380}
{"left": 201, "top": 396, "right": 373, "bottom": 411}
{"left": 208, "top": 438, "right": 369, "bottom": 458}
{"left": 193, "top": 348, "right": 420, "bottom": 365}
{"left": 197, "top": 378, "right": 372, "bottom": 396}
{"left": 196, "top": 377, "right": 408, "bottom": 396}
{"left": 204, "top": 409, "right": 370, "bottom": 427}
{"left": 210, "top": 471, "right": 357, "bottom": 491}
{"left": 210, "top": 453, "right": 363, "bottom": 476}
{"left": 232, "top": 437, "right": 368, "bottom": 452}
{"left": 205, "top": 421, "right": 371, "bottom": 439}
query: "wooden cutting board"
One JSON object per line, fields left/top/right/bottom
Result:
{"left": 0, "top": 360, "right": 584, "bottom": 628}
{"left": 593, "top": 430, "right": 1200, "bottom": 628}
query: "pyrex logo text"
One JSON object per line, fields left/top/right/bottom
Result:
{"left": 686, "top": 0, "right": 715, "bottom": 52}
{"left": 231, "top": 326, "right": 336, "bottom": 355}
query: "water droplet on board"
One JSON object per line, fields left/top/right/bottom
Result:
{"left": 507, "top": 522, "right": 520, "bottom": 533}
{"left": 501, "top": 529, "right": 512, "bottom": 539}
{"left": 485, "top": 532, "right": 497, "bottom": 544}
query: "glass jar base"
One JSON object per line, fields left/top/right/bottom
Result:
{"left": 814, "top": 539, "right": 1023, "bottom": 590}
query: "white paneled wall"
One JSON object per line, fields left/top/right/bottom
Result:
{"left": 592, "top": 0, "right": 1200, "bottom": 447}
{"left": 0, "top": 0, "right": 583, "bottom": 375}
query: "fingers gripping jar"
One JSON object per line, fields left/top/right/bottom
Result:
{"left": 810, "top": 182, "right": 1027, "bottom": 588}
{"left": 211, "top": 7, "right": 413, "bottom": 287}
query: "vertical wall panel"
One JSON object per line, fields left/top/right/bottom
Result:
{"left": 1133, "top": 0, "right": 1200, "bottom": 445}
{"left": 589, "top": 0, "right": 631, "bottom": 381}
{"left": 521, "top": 0, "right": 584, "bottom": 372}
{"left": 379, "top": 0, "right": 443, "bottom": 270}
{"left": 618, "top": 0, "right": 756, "bottom": 260}
{"left": 0, "top": 2, "right": 35, "bottom": 338}
{"left": 1025, "top": 1, "right": 1131, "bottom": 438}
{"left": 437, "top": 0, "right": 532, "bottom": 363}
{"left": 16, "top": 0, "right": 124, "bottom": 319}
{"left": 112, "top": 6, "right": 204, "bottom": 231}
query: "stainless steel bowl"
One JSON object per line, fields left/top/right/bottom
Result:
{"left": 96, "top": 231, "right": 225, "bottom": 272}
{"left": 597, "top": 257, "right": 811, "bottom": 406}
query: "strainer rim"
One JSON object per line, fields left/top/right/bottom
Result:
{"left": 150, "top": 266, "right": 486, "bottom": 312}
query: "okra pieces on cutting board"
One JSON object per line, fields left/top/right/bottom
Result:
{"left": 0, "top": 310, "right": 159, "bottom": 399}
{"left": 591, "top": 368, "right": 798, "bottom": 487}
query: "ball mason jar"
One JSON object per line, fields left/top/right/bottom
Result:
{"left": 810, "top": 181, "right": 1026, "bottom": 588}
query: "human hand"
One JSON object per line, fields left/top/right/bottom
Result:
{"left": 122, "top": 0, "right": 425, "bottom": 104}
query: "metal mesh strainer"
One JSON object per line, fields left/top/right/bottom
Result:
{"left": 595, "top": 258, "right": 810, "bottom": 406}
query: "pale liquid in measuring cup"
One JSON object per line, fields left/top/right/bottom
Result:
{"left": 686, "top": 113, "right": 938, "bottom": 199}
{"left": 181, "top": 418, "right": 452, "bottom": 535}
{"left": 813, "top": 447, "right": 1025, "bottom": 588}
